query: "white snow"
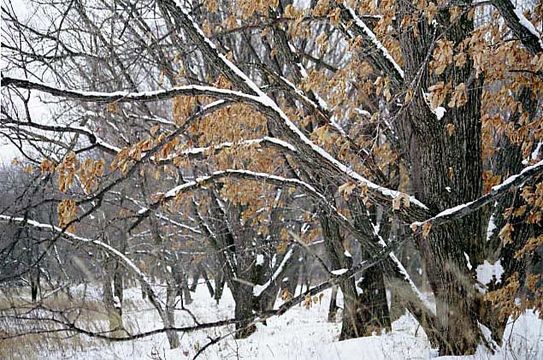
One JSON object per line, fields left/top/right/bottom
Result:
{"left": 345, "top": 5, "right": 405, "bottom": 79}
{"left": 256, "top": 254, "right": 265, "bottom": 266}
{"left": 113, "top": 295, "right": 121, "bottom": 308}
{"left": 464, "top": 252, "right": 473, "bottom": 270}
{"left": 253, "top": 247, "right": 294, "bottom": 297}
{"left": 531, "top": 141, "right": 542, "bottom": 160}
{"left": 476, "top": 260, "right": 504, "bottom": 286}
{"left": 18, "top": 284, "right": 541, "bottom": 360}
{"left": 423, "top": 92, "right": 447, "bottom": 120}
{"left": 434, "top": 106, "right": 446, "bottom": 120}
{"left": 330, "top": 117, "right": 347, "bottom": 136}
{"left": 154, "top": 213, "right": 201, "bottom": 234}
{"left": 412, "top": 159, "right": 543, "bottom": 230}
{"left": 263, "top": 136, "right": 298, "bottom": 152}
{"left": 4, "top": 76, "right": 258, "bottom": 103}
{"left": 313, "top": 92, "right": 330, "bottom": 111}
{"left": 492, "top": 159, "right": 543, "bottom": 191}
{"left": 331, "top": 268, "right": 349, "bottom": 276}
{"left": 175, "top": 137, "right": 297, "bottom": 158}
{"left": 388, "top": 253, "right": 435, "bottom": 314}
{"left": 71, "top": 125, "right": 122, "bottom": 152}
{"left": 513, "top": 8, "right": 543, "bottom": 49}
{"left": 486, "top": 213, "right": 496, "bottom": 241}
{"left": 354, "top": 108, "right": 372, "bottom": 118}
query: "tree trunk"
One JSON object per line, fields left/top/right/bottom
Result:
{"left": 320, "top": 215, "right": 390, "bottom": 339}
{"left": 103, "top": 274, "right": 124, "bottom": 337}
{"left": 30, "top": 267, "right": 40, "bottom": 303}
{"left": 189, "top": 267, "right": 200, "bottom": 292}
{"left": 233, "top": 284, "right": 256, "bottom": 339}
{"left": 198, "top": 265, "right": 215, "bottom": 297}
{"left": 165, "top": 282, "right": 180, "bottom": 349}
{"left": 328, "top": 285, "right": 339, "bottom": 322}
{"left": 356, "top": 264, "right": 391, "bottom": 334}
{"left": 284, "top": 257, "right": 302, "bottom": 297}
{"left": 113, "top": 262, "right": 123, "bottom": 309}
{"left": 172, "top": 264, "right": 192, "bottom": 306}
{"left": 214, "top": 270, "right": 226, "bottom": 304}
{"left": 394, "top": 2, "right": 487, "bottom": 353}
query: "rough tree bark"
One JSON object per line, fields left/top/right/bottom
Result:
{"left": 320, "top": 215, "right": 390, "bottom": 339}
{"left": 395, "top": 4, "right": 486, "bottom": 354}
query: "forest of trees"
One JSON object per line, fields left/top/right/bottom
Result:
{"left": 1, "top": 0, "right": 542, "bottom": 357}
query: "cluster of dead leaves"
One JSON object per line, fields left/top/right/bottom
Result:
{"left": 58, "top": 199, "right": 77, "bottom": 230}
{"left": 56, "top": 152, "right": 78, "bottom": 193}
{"left": 78, "top": 159, "right": 105, "bottom": 194}
{"left": 485, "top": 272, "right": 542, "bottom": 321}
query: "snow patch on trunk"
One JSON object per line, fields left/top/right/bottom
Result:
{"left": 476, "top": 260, "right": 504, "bottom": 286}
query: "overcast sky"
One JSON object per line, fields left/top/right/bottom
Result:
{"left": 1, "top": 0, "right": 52, "bottom": 165}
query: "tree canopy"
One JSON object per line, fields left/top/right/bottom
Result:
{"left": 1, "top": 0, "right": 542, "bottom": 356}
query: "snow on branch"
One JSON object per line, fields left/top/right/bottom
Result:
{"left": 491, "top": 0, "right": 543, "bottom": 55}
{"left": 252, "top": 246, "right": 294, "bottom": 297}
{"left": 1, "top": 76, "right": 259, "bottom": 104}
{"left": 289, "top": 218, "right": 428, "bottom": 313}
{"left": 0, "top": 214, "right": 175, "bottom": 325}
{"left": 161, "top": 169, "right": 336, "bottom": 210}
{"left": 252, "top": 79, "right": 429, "bottom": 211}
{"left": 167, "top": 0, "right": 263, "bottom": 96}
{"left": 164, "top": 0, "right": 427, "bottom": 213}
{"left": 363, "top": 214, "right": 436, "bottom": 314}
{"left": 174, "top": 137, "right": 297, "bottom": 159}
{"left": 3, "top": 121, "right": 121, "bottom": 154}
{"left": 5, "top": 19, "right": 426, "bottom": 216}
{"left": 114, "top": 193, "right": 202, "bottom": 235}
{"left": 277, "top": 75, "right": 328, "bottom": 115}
{"left": 388, "top": 253, "right": 435, "bottom": 313}
{"left": 411, "top": 159, "right": 543, "bottom": 231}
{"left": 5, "top": 2, "right": 428, "bottom": 219}
{"left": 339, "top": 3, "right": 404, "bottom": 86}
{"left": 0, "top": 215, "right": 148, "bottom": 282}
{"left": 294, "top": 160, "right": 542, "bottom": 317}
{"left": 130, "top": 169, "right": 371, "bottom": 245}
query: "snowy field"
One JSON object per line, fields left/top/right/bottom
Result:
{"left": 1, "top": 283, "right": 542, "bottom": 360}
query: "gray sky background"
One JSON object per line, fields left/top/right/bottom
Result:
{"left": 1, "top": 0, "right": 55, "bottom": 164}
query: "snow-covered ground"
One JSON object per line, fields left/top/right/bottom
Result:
{"left": 6, "top": 283, "right": 543, "bottom": 360}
